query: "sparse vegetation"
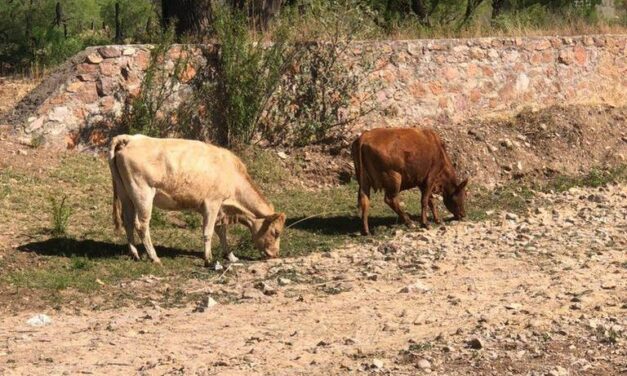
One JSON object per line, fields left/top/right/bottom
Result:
{"left": 49, "top": 195, "right": 73, "bottom": 236}
{"left": 197, "top": 5, "right": 296, "bottom": 147}
{"left": 3, "top": 145, "right": 625, "bottom": 308}
{"left": 30, "top": 134, "right": 45, "bottom": 148}
{"left": 541, "top": 165, "right": 627, "bottom": 193}
{"left": 119, "top": 28, "right": 190, "bottom": 138}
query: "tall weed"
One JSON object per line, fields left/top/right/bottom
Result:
{"left": 50, "top": 195, "right": 72, "bottom": 236}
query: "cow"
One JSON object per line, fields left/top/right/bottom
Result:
{"left": 351, "top": 128, "right": 468, "bottom": 235}
{"left": 108, "top": 134, "right": 286, "bottom": 266}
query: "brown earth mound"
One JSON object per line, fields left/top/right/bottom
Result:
{"left": 284, "top": 104, "right": 627, "bottom": 188}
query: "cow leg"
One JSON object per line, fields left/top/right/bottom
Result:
{"left": 420, "top": 185, "right": 435, "bottom": 228}
{"left": 134, "top": 188, "right": 161, "bottom": 264}
{"left": 429, "top": 196, "right": 441, "bottom": 224}
{"left": 384, "top": 192, "right": 413, "bottom": 228}
{"left": 121, "top": 199, "right": 140, "bottom": 260}
{"left": 217, "top": 225, "right": 239, "bottom": 263}
{"left": 202, "top": 202, "right": 221, "bottom": 267}
{"left": 358, "top": 184, "right": 371, "bottom": 235}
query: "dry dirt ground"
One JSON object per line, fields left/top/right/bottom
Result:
{"left": 0, "top": 78, "right": 39, "bottom": 119}
{"left": 1, "top": 183, "right": 625, "bottom": 375}
{"left": 1, "top": 79, "right": 625, "bottom": 375}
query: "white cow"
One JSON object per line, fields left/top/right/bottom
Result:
{"left": 108, "top": 134, "right": 286, "bottom": 266}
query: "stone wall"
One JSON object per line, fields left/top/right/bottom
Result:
{"left": 16, "top": 35, "right": 627, "bottom": 146}
{"left": 353, "top": 35, "right": 626, "bottom": 129}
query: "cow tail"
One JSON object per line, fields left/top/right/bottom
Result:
{"left": 108, "top": 135, "right": 132, "bottom": 232}
{"left": 351, "top": 137, "right": 367, "bottom": 191}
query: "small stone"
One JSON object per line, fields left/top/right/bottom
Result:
{"left": 86, "top": 53, "right": 103, "bottom": 64}
{"left": 587, "top": 194, "right": 606, "bottom": 203}
{"left": 96, "top": 77, "right": 117, "bottom": 96}
{"left": 255, "top": 281, "right": 277, "bottom": 296}
{"left": 505, "top": 303, "right": 522, "bottom": 310}
{"left": 123, "top": 48, "right": 136, "bottom": 56}
{"left": 277, "top": 151, "right": 288, "bottom": 159}
{"left": 466, "top": 338, "right": 483, "bottom": 349}
{"left": 500, "top": 138, "right": 513, "bottom": 149}
{"left": 417, "top": 358, "right": 431, "bottom": 370}
{"left": 48, "top": 106, "right": 70, "bottom": 122}
{"left": 17, "top": 149, "right": 28, "bottom": 156}
{"left": 400, "top": 281, "right": 432, "bottom": 293}
{"left": 278, "top": 277, "right": 292, "bottom": 286}
{"left": 548, "top": 366, "right": 569, "bottom": 376}
{"left": 98, "top": 46, "right": 121, "bottom": 58}
{"left": 505, "top": 212, "right": 519, "bottom": 221}
{"left": 371, "top": 358, "right": 384, "bottom": 369}
{"left": 600, "top": 282, "right": 616, "bottom": 290}
{"left": 193, "top": 296, "right": 218, "bottom": 312}
{"left": 26, "top": 314, "right": 52, "bottom": 327}
{"left": 17, "top": 136, "right": 33, "bottom": 146}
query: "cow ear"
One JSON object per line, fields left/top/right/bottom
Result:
{"left": 457, "top": 178, "right": 469, "bottom": 192}
{"left": 269, "top": 212, "right": 286, "bottom": 227}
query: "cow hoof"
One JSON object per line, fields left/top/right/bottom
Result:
{"left": 227, "top": 253, "right": 239, "bottom": 263}
{"left": 420, "top": 223, "right": 430, "bottom": 229}
{"left": 361, "top": 230, "right": 370, "bottom": 236}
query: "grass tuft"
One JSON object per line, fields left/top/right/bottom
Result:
{"left": 50, "top": 195, "right": 73, "bottom": 236}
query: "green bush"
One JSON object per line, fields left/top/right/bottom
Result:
{"left": 120, "top": 27, "right": 191, "bottom": 137}
{"left": 197, "top": 5, "right": 296, "bottom": 147}
{"left": 50, "top": 195, "right": 73, "bottom": 236}
{"left": 262, "top": 0, "right": 379, "bottom": 146}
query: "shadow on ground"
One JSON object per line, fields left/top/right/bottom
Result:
{"left": 18, "top": 237, "right": 199, "bottom": 259}
{"left": 286, "top": 214, "right": 409, "bottom": 235}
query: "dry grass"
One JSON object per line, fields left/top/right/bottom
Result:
{"left": 2, "top": 145, "right": 625, "bottom": 312}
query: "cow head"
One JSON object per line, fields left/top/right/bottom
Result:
{"left": 443, "top": 178, "right": 468, "bottom": 220}
{"left": 252, "top": 212, "right": 286, "bottom": 258}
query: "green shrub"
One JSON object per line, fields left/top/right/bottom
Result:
{"left": 196, "top": 5, "right": 296, "bottom": 147}
{"left": 119, "top": 27, "right": 190, "bottom": 137}
{"left": 262, "top": 0, "right": 380, "bottom": 146}
{"left": 50, "top": 195, "right": 73, "bottom": 236}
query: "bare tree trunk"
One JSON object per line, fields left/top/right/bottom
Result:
{"left": 491, "top": 0, "right": 506, "bottom": 19}
{"left": 115, "top": 2, "right": 122, "bottom": 43}
{"left": 260, "top": 0, "right": 282, "bottom": 30}
{"left": 410, "top": 0, "right": 431, "bottom": 25}
{"left": 54, "top": 2, "right": 63, "bottom": 27}
{"left": 162, "top": 0, "right": 212, "bottom": 36}
{"left": 461, "top": 0, "right": 485, "bottom": 27}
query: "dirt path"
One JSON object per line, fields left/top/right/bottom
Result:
{"left": 1, "top": 184, "right": 625, "bottom": 375}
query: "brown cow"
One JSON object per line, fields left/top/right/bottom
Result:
{"left": 351, "top": 128, "right": 468, "bottom": 235}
